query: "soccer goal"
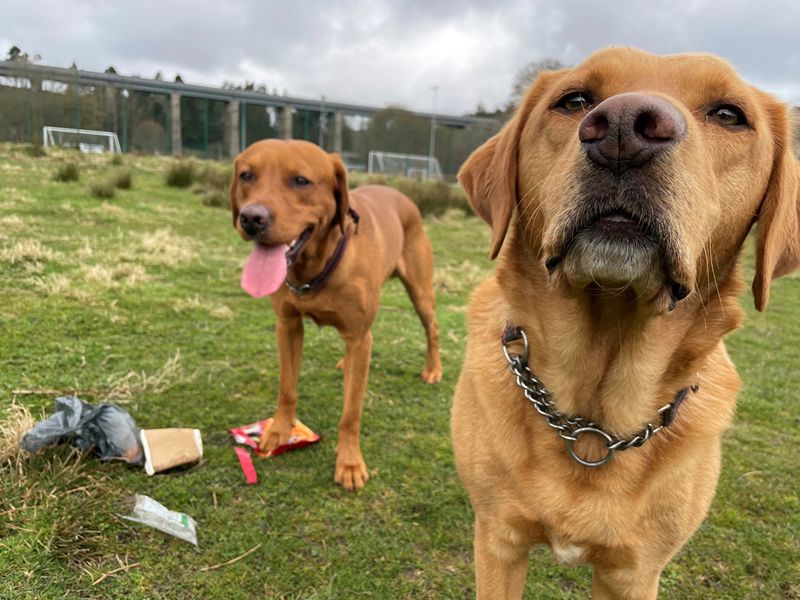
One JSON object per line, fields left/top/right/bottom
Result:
{"left": 43, "top": 126, "right": 122, "bottom": 154}
{"left": 367, "top": 151, "right": 442, "bottom": 180}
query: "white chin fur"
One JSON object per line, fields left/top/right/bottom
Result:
{"left": 561, "top": 230, "right": 664, "bottom": 292}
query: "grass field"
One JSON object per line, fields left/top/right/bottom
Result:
{"left": 0, "top": 143, "right": 797, "bottom": 599}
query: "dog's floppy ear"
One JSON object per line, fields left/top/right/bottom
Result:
{"left": 330, "top": 152, "right": 350, "bottom": 234}
{"left": 458, "top": 129, "right": 515, "bottom": 259}
{"left": 458, "top": 71, "right": 561, "bottom": 259}
{"left": 229, "top": 156, "right": 241, "bottom": 228}
{"left": 752, "top": 102, "right": 800, "bottom": 312}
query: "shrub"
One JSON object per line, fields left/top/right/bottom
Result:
{"left": 89, "top": 180, "right": 116, "bottom": 199}
{"left": 202, "top": 189, "right": 228, "bottom": 208}
{"left": 165, "top": 161, "right": 194, "bottom": 188}
{"left": 111, "top": 168, "right": 133, "bottom": 190}
{"left": 196, "top": 163, "right": 230, "bottom": 191}
{"left": 348, "top": 173, "right": 469, "bottom": 217}
{"left": 54, "top": 163, "right": 80, "bottom": 182}
{"left": 109, "top": 154, "right": 124, "bottom": 166}
{"left": 22, "top": 144, "right": 47, "bottom": 158}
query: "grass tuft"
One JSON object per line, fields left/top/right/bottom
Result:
{"left": 165, "top": 160, "right": 195, "bottom": 187}
{"left": 22, "top": 144, "right": 47, "bottom": 158}
{"left": 103, "top": 350, "right": 194, "bottom": 404}
{"left": 202, "top": 189, "right": 227, "bottom": 208}
{"left": 89, "top": 180, "right": 116, "bottom": 199}
{"left": 138, "top": 227, "right": 197, "bottom": 266}
{"left": 110, "top": 168, "right": 133, "bottom": 190}
{"left": 54, "top": 162, "right": 80, "bottom": 182}
{"left": 1, "top": 239, "right": 56, "bottom": 265}
{"left": 83, "top": 263, "right": 149, "bottom": 288}
{"left": 0, "top": 403, "right": 34, "bottom": 465}
{"left": 349, "top": 172, "right": 469, "bottom": 216}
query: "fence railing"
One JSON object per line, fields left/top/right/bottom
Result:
{"left": 0, "top": 60, "right": 501, "bottom": 176}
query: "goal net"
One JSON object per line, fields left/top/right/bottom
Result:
{"left": 43, "top": 126, "right": 122, "bottom": 154}
{"left": 367, "top": 151, "right": 442, "bottom": 180}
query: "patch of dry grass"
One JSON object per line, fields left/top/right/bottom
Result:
{"left": 83, "top": 263, "right": 150, "bottom": 288}
{"left": 77, "top": 236, "right": 94, "bottom": 259}
{"left": 433, "top": 259, "right": 493, "bottom": 294}
{"left": 103, "top": 350, "right": 195, "bottom": 404}
{"left": 95, "top": 201, "right": 126, "bottom": 216}
{"left": 1, "top": 403, "right": 111, "bottom": 570}
{"left": 1, "top": 187, "right": 37, "bottom": 204}
{"left": 32, "top": 273, "right": 72, "bottom": 295}
{"left": 0, "top": 214, "right": 24, "bottom": 229}
{"left": 0, "top": 403, "right": 35, "bottom": 466}
{"left": 171, "top": 295, "right": 234, "bottom": 320}
{"left": 137, "top": 228, "right": 197, "bottom": 266}
{"left": 1, "top": 239, "right": 58, "bottom": 266}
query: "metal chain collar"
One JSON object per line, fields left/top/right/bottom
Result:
{"left": 501, "top": 325, "right": 697, "bottom": 467}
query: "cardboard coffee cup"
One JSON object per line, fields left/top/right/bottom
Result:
{"left": 140, "top": 428, "right": 203, "bottom": 475}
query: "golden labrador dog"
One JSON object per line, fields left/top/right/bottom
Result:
{"left": 230, "top": 139, "right": 441, "bottom": 490}
{"left": 452, "top": 48, "right": 799, "bottom": 598}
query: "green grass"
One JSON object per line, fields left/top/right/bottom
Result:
{"left": 0, "top": 142, "right": 797, "bottom": 598}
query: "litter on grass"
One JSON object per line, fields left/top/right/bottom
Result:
{"left": 121, "top": 494, "right": 198, "bottom": 546}
{"left": 140, "top": 428, "right": 203, "bottom": 475}
{"left": 229, "top": 418, "right": 321, "bottom": 485}
{"left": 21, "top": 396, "right": 143, "bottom": 464}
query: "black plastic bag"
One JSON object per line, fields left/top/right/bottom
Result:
{"left": 21, "top": 396, "right": 143, "bottom": 464}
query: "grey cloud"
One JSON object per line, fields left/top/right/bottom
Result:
{"left": 3, "top": 0, "right": 798, "bottom": 115}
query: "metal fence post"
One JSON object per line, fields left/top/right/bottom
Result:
{"left": 240, "top": 100, "right": 247, "bottom": 151}
{"left": 74, "top": 67, "right": 81, "bottom": 133}
{"left": 203, "top": 97, "right": 209, "bottom": 158}
{"left": 121, "top": 89, "right": 128, "bottom": 152}
{"left": 24, "top": 62, "right": 32, "bottom": 142}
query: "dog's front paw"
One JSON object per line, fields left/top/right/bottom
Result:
{"left": 258, "top": 418, "right": 292, "bottom": 452}
{"left": 420, "top": 366, "right": 442, "bottom": 384}
{"left": 334, "top": 455, "right": 369, "bottom": 491}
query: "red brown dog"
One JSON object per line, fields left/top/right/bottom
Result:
{"left": 452, "top": 48, "right": 799, "bottom": 598}
{"left": 231, "top": 139, "right": 442, "bottom": 490}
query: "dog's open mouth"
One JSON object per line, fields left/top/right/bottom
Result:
{"left": 240, "top": 226, "right": 314, "bottom": 298}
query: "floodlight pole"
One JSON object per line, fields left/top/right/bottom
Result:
{"left": 319, "top": 95, "right": 326, "bottom": 147}
{"left": 428, "top": 86, "right": 438, "bottom": 180}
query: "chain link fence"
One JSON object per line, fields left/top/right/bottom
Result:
{"left": 0, "top": 61, "right": 500, "bottom": 177}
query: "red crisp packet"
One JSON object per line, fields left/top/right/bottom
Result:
{"left": 229, "top": 418, "right": 321, "bottom": 485}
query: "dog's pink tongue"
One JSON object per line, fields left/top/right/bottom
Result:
{"left": 241, "top": 243, "right": 288, "bottom": 298}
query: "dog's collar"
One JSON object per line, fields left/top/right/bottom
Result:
{"left": 286, "top": 208, "right": 360, "bottom": 296}
{"left": 501, "top": 324, "right": 698, "bottom": 467}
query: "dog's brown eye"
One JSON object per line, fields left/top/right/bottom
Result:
{"left": 239, "top": 171, "right": 254, "bottom": 182}
{"left": 293, "top": 176, "right": 311, "bottom": 187}
{"left": 556, "top": 92, "right": 594, "bottom": 112}
{"left": 708, "top": 105, "right": 746, "bottom": 127}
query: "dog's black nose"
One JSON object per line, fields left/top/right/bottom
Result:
{"left": 239, "top": 205, "right": 271, "bottom": 238}
{"left": 579, "top": 93, "right": 686, "bottom": 176}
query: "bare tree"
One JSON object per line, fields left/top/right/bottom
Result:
{"left": 510, "top": 59, "right": 564, "bottom": 107}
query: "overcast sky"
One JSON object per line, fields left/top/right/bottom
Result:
{"left": 3, "top": 0, "right": 799, "bottom": 116}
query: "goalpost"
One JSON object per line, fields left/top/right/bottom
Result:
{"left": 43, "top": 126, "right": 122, "bottom": 154}
{"left": 367, "top": 151, "right": 442, "bottom": 180}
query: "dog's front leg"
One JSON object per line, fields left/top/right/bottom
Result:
{"left": 474, "top": 517, "right": 530, "bottom": 600}
{"left": 259, "top": 314, "right": 304, "bottom": 452}
{"left": 334, "top": 330, "right": 372, "bottom": 491}
{"left": 591, "top": 565, "right": 662, "bottom": 600}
